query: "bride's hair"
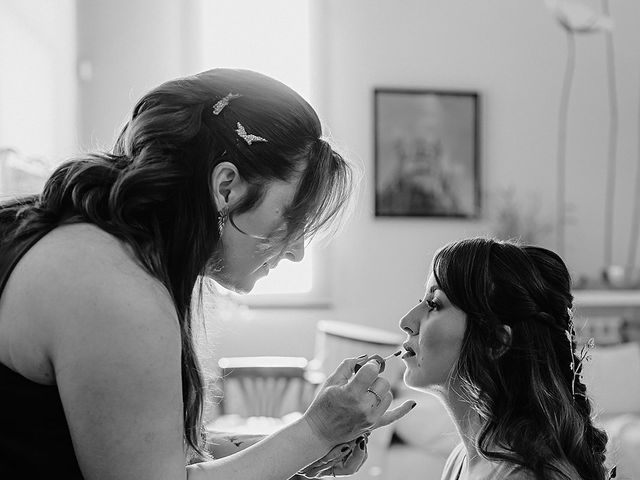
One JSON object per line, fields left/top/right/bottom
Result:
{"left": 432, "top": 237, "right": 609, "bottom": 480}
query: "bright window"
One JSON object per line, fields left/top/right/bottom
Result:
{"left": 200, "top": 0, "right": 327, "bottom": 306}
{"left": 251, "top": 254, "right": 313, "bottom": 295}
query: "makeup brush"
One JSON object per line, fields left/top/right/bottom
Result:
{"left": 383, "top": 350, "right": 403, "bottom": 361}
{"left": 354, "top": 349, "right": 402, "bottom": 373}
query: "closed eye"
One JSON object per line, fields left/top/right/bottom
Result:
{"left": 418, "top": 297, "right": 439, "bottom": 311}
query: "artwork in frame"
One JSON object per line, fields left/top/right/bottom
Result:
{"left": 374, "top": 88, "right": 480, "bottom": 218}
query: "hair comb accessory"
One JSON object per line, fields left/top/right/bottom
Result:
{"left": 566, "top": 309, "right": 576, "bottom": 394}
{"left": 571, "top": 336, "right": 595, "bottom": 399}
{"left": 236, "top": 122, "right": 267, "bottom": 145}
{"left": 212, "top": 93, "right": 242, "bottom": 115}
{"left": 565, "top": 307, "right": 595, "bottom": 399}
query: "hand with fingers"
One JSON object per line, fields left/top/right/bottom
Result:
{"left": 301, "top": 354, "right": 417, "bottom": 453}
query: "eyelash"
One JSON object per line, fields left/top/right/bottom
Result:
{"left": 418, "top": 298, "right": 439, "bottom": 311}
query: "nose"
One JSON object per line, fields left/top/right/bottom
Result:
{"left": 283, "top": 237, "right": 305, "bottom": 263}
{"left": 399, "top": 306, "right": 419, "bottom": 336}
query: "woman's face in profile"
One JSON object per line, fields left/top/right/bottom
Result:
{"left": 211, "top": 177, "right": 305, "bottom": 294}
{"left": 399, "top": 272, "right": 467, "bottom": 392}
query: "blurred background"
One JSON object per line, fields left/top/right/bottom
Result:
{"left": 2, "top": 1, "right": 640, "bottom": 478}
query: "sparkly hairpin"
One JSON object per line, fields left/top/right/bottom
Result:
{"left": 572, "top": 337, "right": 595, "bottom": 398}
{"left": 565, "top": 309, "right": 595, "bottom": 399}
{"left": 236, "top": 122, "right": 267, "bottom": 145}
{"left": 212, "top": 93, "right": 242, "bottom": 115}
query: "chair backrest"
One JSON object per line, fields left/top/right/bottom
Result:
{"left": 217, "top": 356, "right": 321, "bottom": 418}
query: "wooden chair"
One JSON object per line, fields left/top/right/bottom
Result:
{"left": 214, "top": 356, "right": 324, "bottom": 420}
{"left": 205, "top": 357, "right": 325, "bottom": 479}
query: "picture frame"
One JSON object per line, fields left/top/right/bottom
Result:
{"left": 374, "top": 88, "right": 480, "bottom": 218}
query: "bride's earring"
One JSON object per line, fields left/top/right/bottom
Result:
{"left": 217, "top": 206, "right": 228, "bottom": 237}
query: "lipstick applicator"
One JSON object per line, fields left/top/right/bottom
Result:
{"left": 354, "top": 349, "right": 402, "bottom": 373}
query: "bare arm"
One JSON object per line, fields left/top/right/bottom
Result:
{"left": 190, "top": 419, "right": 332, "bottom": 480}
{"left": 205, "top": 431, "right": 371, "bottom": 478}
{"left": 205, "top": 431, "right": 267, "bottom": 458}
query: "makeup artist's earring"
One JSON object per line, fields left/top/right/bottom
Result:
{"left": 217, "top": 206, "right": 228, "bottom": 237}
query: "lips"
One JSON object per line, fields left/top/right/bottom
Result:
{"left": 402, "top": 343, "right": 416, "bottom": 359}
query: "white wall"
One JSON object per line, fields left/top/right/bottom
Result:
{"left": 76, "top": 0, "right": 197, "bottom": 151}
{"left": 0, "top": 0, "right": 77, "bottom": 162}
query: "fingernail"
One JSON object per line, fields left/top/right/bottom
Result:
{"left": 359, "top": 440, "right": 366, "bottom": 450}
{"left": 357, "top": 354, "right": 368, "bottom": 359}
{"left": 411, "top": 402, "right": 417, "bottom": 409}
{"left": 366, "top": 358, "right": 382, "bottom": 368}
{"left": 369, "top": 356, "right": 385, "bottom": 373}
{"left": 355, "top": 358, "right": 383, "bottom": 374}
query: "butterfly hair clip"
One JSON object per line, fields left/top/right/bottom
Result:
{"left": 236, "top": 122, "right": 267, "bottom": 145}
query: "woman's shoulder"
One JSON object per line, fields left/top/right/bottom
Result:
{"left": 36, "top": 222, "right": 144, "bottom": 271}
{"left": 29, "top": 222, "right": 169, "bottom": 298}
{"left": 439, "top": 444, "right": 582, "bottom": 480}
{"left": 17, "top": 221, "right": 178, "bottom": 340}
{"left": 440, "top": 443, "right": 465, "bottom": 480}
{"left": 0, "top": 222, "right": 180, "bottom": 386}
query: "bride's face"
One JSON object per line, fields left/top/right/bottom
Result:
{"left": 399, "top": 272, "right": 467, "bottom": 391}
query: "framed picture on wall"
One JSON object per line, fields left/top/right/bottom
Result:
{"left": 374, "top": 88, "right": 480, "bottom": 218}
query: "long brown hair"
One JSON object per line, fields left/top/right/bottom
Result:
{"left": 0, "top": 68, "right": 355, "bottom": 460}
{"left": 432, "top": 237, "right": 609, "bottom": 480}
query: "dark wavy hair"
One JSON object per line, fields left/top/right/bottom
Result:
{"left": 432, "top": 237, "right": 609, "bottom": 480}
{"left": 0, "top": 68, "right": 355, "bottom": 460}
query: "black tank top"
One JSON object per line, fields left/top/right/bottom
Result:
{"left": 0, "top": 221, "right": 84, "bottom": 477}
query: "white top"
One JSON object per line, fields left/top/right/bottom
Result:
{"left": 441, "top": 443, "right": 581, "bottom": 480}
